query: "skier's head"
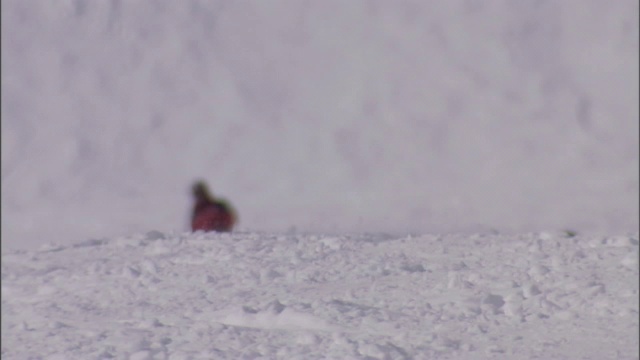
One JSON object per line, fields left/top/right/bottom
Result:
{"left": 192, "top": 180, "right": 212, "bottom": 200}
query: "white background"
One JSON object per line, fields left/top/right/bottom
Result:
{"left": 2, "top": 0, "right": 638, "bottom": 250}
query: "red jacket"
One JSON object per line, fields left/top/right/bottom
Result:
{"left": 191, "top": 182, "right": 237, "bottom": 232}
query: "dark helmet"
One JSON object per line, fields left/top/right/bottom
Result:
{"left": 192, "top": 180, "right": 212, "bottom": 199}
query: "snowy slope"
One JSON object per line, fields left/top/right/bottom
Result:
{"left": 2, "top": 231, "right": 638, "bottom": 359}
{"left": 2, "top": 1, "right": 638, "bottom": 250}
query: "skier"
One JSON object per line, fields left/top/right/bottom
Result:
{"left": 191, "top": 180, "right": 237, "bottom": 232}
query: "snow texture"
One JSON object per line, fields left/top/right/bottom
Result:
{"left": 1, "top": 2, "right": 638, "bottom": 357}
{"left": 2, "top": 231, "right": 638, "bottom": 359}
{"left": 2, "top": 0, "right": 638, "bottom": 250}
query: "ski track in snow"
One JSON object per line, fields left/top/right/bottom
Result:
{"left": 2, "top": 231, "right": 638, "bottom": 359}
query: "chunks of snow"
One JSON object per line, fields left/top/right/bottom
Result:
{"left": 2, "top": 231, "right": 637, "bottom": 358}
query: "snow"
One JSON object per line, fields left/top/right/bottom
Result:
{"left": 2, "top": 1, "right": 638, "bottom": 358}
{"left": 2, "top": 0, "right": 638, "bottom": 250}
{"left": 2, "top": 231, "right": 638, "bottom": 359}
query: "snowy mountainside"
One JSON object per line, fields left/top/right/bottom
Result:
{"left": 2, "top": 0, "right": 639, "bottom": 250}
{"left": 2, "top": 231, "right": 638, "bottom": 359}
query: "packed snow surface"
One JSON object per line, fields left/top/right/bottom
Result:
{"left": 2, "top": 231, "right": 638, "bottom": 359}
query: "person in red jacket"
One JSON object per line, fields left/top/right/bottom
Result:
{"left": 191, "top": 181, "right": 237, "bottom": 232}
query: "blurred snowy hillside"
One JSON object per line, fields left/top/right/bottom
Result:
{"left": 2, "top": 0, "right": 638, "bottom": 249}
